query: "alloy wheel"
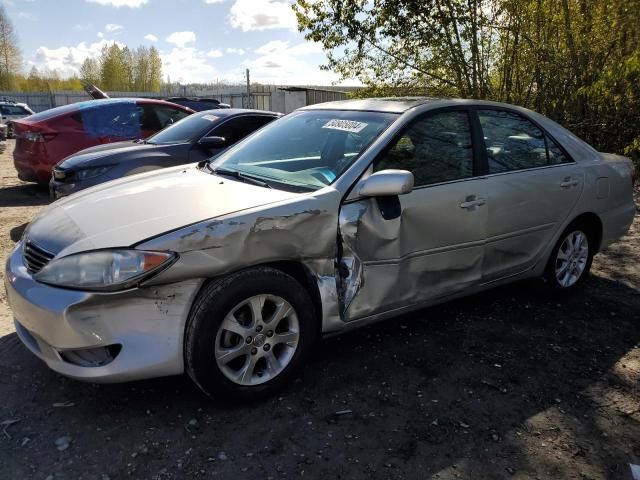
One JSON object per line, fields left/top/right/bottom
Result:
{"left": 555, "top": 230, "right": 589, "bottom": 288}
{"left": 214, "top": 294, "right": 300, "bottom": 386}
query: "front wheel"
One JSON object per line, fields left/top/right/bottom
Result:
{"left": 543, "top": 223, "right": 594, "bottom": 292}
{"left": 184, "top": 267, "right": 317, "bottom": 401}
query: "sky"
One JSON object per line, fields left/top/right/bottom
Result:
{"left": 1, "top": 0, "right": 353, "bottom": 86}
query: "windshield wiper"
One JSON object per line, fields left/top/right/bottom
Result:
{"left": 212, "top": 168, "right": 272, "bottom": 189}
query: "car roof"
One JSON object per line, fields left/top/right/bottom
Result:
{"left": 300, "top": 97, "right": 444, "bottom": 113}
{"left": 196, "top": 108, "right": 281, "bottom": 117}
{"left": 19, "top": 98, "right": 195, "bottom": 123}
{"left": 0, "top": 100, "right": 28, "bottom": 106}
{"left": 300, "top": 97, "right": 546, "bottom": 114}
{"left": 134, "top": 98, "right": 194, "bottom": 110}
{"left": 303, "top": 96, "right": 601, "bottom": 165}
{"left": 166, "top": 97, "right": 220, "bottom": 103}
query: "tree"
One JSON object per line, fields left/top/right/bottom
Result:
{"left": 132, "top": 46, "right": 149, "bottom": 91}
{"left": 148, "top": 46, "right": 162, "bottom": 92}
{"left": 294, "top": 0, "right": 497, "bottom": 98}
{"left": 100, "top": 43, "right": 128, "bottom": 90}
{"left": 26, "top": 66, "right": 44, "bottom": 92}
{"left": 0, "top": 5, "right": 22, "bottom": 89}
{"left": 80, "top": 57, "right": 100, "bottom": 86}
{"left": 120, "top": 46, "right": 134, "bottom": 90}
{"left": 294, "top": 0, "right": 640, "bottom": 165}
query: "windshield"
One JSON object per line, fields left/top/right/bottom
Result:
{"left": 146, "top": 111, "right": 223, "bottom": 145}
{"left": 209, "top": 110, "right": 398, "bottom": 192}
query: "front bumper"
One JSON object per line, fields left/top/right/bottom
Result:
{"left": 50, "top": 174, "right": 107, "bottom": 199}
{"left": 49, "top": 179, "right": 78, "bottom": 199}
{"left": 5, "top": 242, "right": 202, "bottom": 383}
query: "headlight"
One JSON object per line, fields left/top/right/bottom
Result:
{"left": 75, "top": 166, "right": 112, "bottom": 181}
{"left": 34, "top": 249, "right": 176, "bottom": 291}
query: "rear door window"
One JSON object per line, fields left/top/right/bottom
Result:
{"left": 478, "top": 109, "right": 570, "bottom": 173}
{"left": 79, "top": 101, "right": 142, "bottom": 139}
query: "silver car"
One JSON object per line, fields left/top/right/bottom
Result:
{"left": 5, "top": 98, "right": 636, "bottom": 400}
{"left": 0, "top": 100, "right": 34, "bottom": 137}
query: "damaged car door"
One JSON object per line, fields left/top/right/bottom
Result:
{"left": 339, "top": 108, "right": 488, "bottom": 320}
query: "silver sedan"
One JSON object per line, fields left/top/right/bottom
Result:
{"left": 5, "top": 98, "right": 636, "bottom": 400}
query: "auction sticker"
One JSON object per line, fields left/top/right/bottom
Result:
{"left": 202, "top": 114, "right": 220, "bottom": 122}
{"left": 322, "top": 119, "right": 368, "bottom": 133}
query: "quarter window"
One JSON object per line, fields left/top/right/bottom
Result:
{"left": 546, "top": 137, "right": 569, "bottom": 165}
{"left": 478, "top": 109, "right": 570, "bottom": 173}
{"left": 374, "top": 111, "right": 474, "bottom": 186}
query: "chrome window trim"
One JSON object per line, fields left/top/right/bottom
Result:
{"left": 474, "top": 161, "right": 579, "bottom": 180}
{"left": 319, "top": 101, "right": 582, "bottom": 199}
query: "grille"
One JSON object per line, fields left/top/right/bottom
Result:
{"left": 23, "top": 240, "right": 55, "bottom": 274}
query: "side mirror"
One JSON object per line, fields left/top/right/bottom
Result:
{"left": 359, "top": 169, "right": 414, "bottom": 197}
{"left": 198, "top": 136, "right": 226, "bottom": 148}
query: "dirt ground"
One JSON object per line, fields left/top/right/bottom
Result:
{"left": 0, "top": 139, "right": 639, "bottom": 480}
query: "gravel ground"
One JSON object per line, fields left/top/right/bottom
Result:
{"left": 1, "top": 139, "right": 639, "bottom": 480}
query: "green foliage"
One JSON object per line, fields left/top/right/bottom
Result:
{"left": 0, "top": 5, "right": 22, "bottom": 90}
{"left": 89, "top": 43, "right": 163, "bottom": 92}
{"left": 13, "top": 68, "right": 83, "bottom": 92}
{"left": 295, "top": 0, "right": 640, "bottom": 158}
{"left": 80, "top": 58, "right": 100, "bottom": 86}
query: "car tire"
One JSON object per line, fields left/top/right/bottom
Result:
{"left": 184, "top": 267, "right": 318, "bottom": 401}
{"left": 543, "top": 220, "right": 595, "bottom": 293}
{"left": 7, "top": 123, "right": 13, "bottom": 139}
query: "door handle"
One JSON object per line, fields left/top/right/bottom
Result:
{"left": 560, "top": 177, "right": 579, "bottom": 188}
{"left": 460, "top": 196, "right": 486, "bottom": 209}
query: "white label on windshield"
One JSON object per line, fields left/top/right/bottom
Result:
{"left": 322, "top": 119, "right": 368, "bottom": 133}
{"left": 202, "top": 114, "right": 220, "bottom": 122}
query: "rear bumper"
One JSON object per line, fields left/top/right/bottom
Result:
{"left": 600, "top": 201, "right": 636, "bottom": 250}
{"left": 13, "top": 146, "right": 52, "bottom": 184}
{"left": 5, "top": 242, "right": 203, "bottom": 383}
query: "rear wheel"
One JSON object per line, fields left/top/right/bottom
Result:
{"left": 185, "top": 267, "right": 317, "bottom": 401}
{"left": 543, "top": 222, "right": 595, "bottom": 292}
{"left": 7, "top": 123, "right": 14, "bottom": 139}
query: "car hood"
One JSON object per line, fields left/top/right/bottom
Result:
{"left": 57, "top": 141, "right": 185, "bottom": 169}
{"left": 27, "top": 165, "right": 299, "bottom": 257}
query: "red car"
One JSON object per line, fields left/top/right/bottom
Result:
{"left": 13, "top": 98, "right": 193, "bottom": 184}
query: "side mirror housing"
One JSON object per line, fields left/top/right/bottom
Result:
{"left": 198, "top": 136, "right": 226, "bottom": 148}
{"left": 359, "top": 169, "right": 414, "bottom": 197}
